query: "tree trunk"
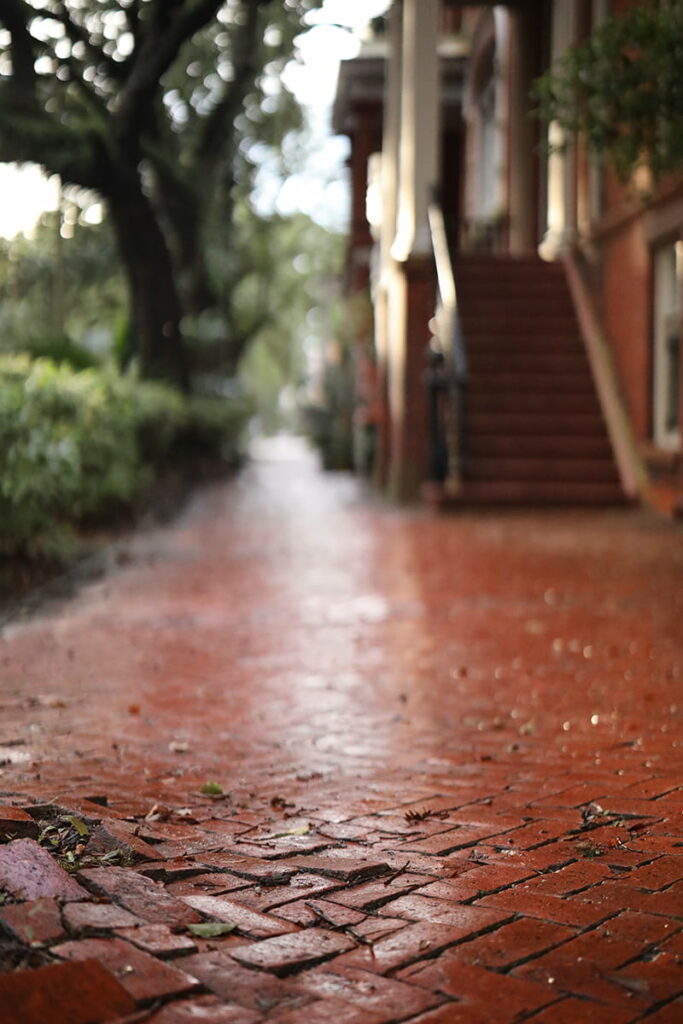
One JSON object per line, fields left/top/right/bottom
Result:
{"left": 108, "top": 174, "right": 189, "bottom": 391}
{"left": 159, "top": 181, "right": 217, "bottom": 316}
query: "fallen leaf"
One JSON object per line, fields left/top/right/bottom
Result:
{"left": 605, "top": 973, "right": 650, "bottom": 995}
{"left": 267, "top": 824, "right": 311, "bottom": 839}
{"left": 187, "top": 922, "right": 236, "bottom": 938}
{"left": 199, "top": 781, "right": 225, "bottom": 796}
{"left": 63, "top": 816, "right": 89, "bottom": 837}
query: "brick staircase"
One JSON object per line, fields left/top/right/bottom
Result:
{"left": 451, "top": 255, "right": 625, "bottom": 505}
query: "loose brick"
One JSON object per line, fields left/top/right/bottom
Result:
{"left": 86, "top": 819, "right": 163, "bottom": 863}
{"left": 626, "top": 856, "right": 683, "bottom": 891}
{"left": 0, "top": 958, "right": 135, "bottom": 1024}
{"left": 449, "top": 918, "right": 577, "bottom": 969}
{"left": 515, "top": 955, "right": 651, "bottom": 1009}
{"left": 401, "top": 824, "right": 515, "bottom": 855}
{"left": 180, "top": 950, "right": 312, "bottom": 1013}
{"left": 399, "top": 958, "right": 555, "bottom": 1019}
{"left": 605, "top": 954, "right": 683, "bottom": 1005}
{"left": 323, "top": 872, "right": 426, "bottom": 910}
{"left": 476, "top": 888, "right": 612, "bottom": 927}
{"left": 640, "top": 1001, "right": 683, "bottom": 1023}
{"left": 528, "top": 996, "right": 640, "bottom": 1023}
{"left": 524, "top": 860, "right": 613, "bottom": 896}
{"left": 335, "top": 921, "right": 477, "bottom": 974}
{"left": 400, "top": 1006, "right": 489, "bottom": 1024}
{"left": 53, "top": 936, "right": 201, "bottom": 1003}
{"left": 268, "top": 998, "right": 388, "bottom": 1024}
{"left": 138, "top": 994, "right": 261, "bottom": 1023}
{"left": 199, "top": 854, "right": 296, "bottom": 885}
{"left": 139, "top": 860, "right": 221, "bottom": 883}
{"left": 576, "top": 879, "right": 683, "bottom": 918}
{"left": 274, "top": 898, "right": 366, "bottom": 928}
{"left": 296, "top": 963, "right": 443, "bottom": 1017}
{"left": 228, "top": 873, "right": 341, "bottom": 913}
{"left": 353, "top": 914, "right": 407, "bottom": 942}
{"left": 62, "top": 902, "right": 144, "bottom": 933}
{"left": 229, "top": 927, "right": 355, "bottom": 975}
{"left": 115, "top": 923, "right": 198, "bottom": 957}
{"left": 182, "top": 894, "right": 299, "bottom": 937}
{"left": 0, "top": 839, "right": 88, "bottom": 902}
{"left": 0, "top": 804, "right": 39, "bottom": 841}
{"left": 165, "top": 871, "right": 252, "bottom": 893}
{"left": 283, "top": 855, "right": 392, "bottom": 882}
{"left": 378, "top": 893, "right": 511, "bottom": 933}
{"left": 0, "top": 897, "right": 64, "bottom": 945}
{"left": 78, "top": 866, "right": 202, "bottom": 926}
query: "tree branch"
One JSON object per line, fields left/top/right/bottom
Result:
{"left": 197, "top": 0, "right": 264, "bottom": 168}
{"left": 115, "top": 0, "right": 225, "bottom": 139}
{"left": 51, "top": 2, "right": 124, "bottom": 81}
{"left": 0, "top": 0, "right": 38, "bottom": 94}
{"left": 0, "top": 89, "right": 106, "bottom": 190}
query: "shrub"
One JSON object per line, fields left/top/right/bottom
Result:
{"left": 0, "top": 356, "right": 249, "bottom": 558}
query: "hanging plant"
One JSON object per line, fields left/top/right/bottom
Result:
{"left": 533, "top": 1, "right": 683, "bottom": 184}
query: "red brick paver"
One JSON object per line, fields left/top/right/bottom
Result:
{"left": 1, "top": 441, "right": 682, "bottom": 1022}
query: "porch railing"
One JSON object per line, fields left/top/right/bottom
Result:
{"left": 427, "top": 198, "right": 468, "bottom": 491}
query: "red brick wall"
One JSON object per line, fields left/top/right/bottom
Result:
{"left": 600, "top": 219, "right": 652, "bottom": 440}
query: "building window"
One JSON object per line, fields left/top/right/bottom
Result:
{"left": 652, "top": 241, "right": 682, "bottom": 450}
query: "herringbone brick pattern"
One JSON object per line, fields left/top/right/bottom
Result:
{"left": 0, "top": 442, "right": 681, "bottom": 1022}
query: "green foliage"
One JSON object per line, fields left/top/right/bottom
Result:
{"left": 304, "top": 295, "right": 373, "bottom": 472}
{"left": 237, "top": 211, "right": 344, "bottom": 432}
{"left": 0, "top": 215, "right": 125, "bottom": 362}
{"left": 534, "top": 1, "right": 683, "bottom": 182}
{"left": 0, "top": 356, "right": 249, "bottom": 558}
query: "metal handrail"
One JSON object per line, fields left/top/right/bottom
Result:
{"left": 427, "top": 199, "right": 467, "bottom": 489}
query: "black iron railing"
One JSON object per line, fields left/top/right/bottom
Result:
{"left": 427, "top": 199, "right": 468, "bottom": 491}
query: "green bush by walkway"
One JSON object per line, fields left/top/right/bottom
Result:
{"left": 0, "top": 355, "right": 249, "bottom": 558}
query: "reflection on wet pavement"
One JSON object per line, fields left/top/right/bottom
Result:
{"left": 1, "top": 437, "right": 682, "bottom": 1022}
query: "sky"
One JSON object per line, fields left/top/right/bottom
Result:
{"left": 0, "top": 0, "right": 392, "bottom": 239}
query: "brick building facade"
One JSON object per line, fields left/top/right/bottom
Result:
{"left": 333, "top": 0, "right": 682, "bottom": 512}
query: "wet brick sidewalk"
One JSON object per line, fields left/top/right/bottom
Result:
{"left": 0, "top": 439, "right": 682, "bottom": 1023}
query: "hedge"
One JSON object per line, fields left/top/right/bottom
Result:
{"left": 0, "top": 355, "right": 249, "bottom": 558}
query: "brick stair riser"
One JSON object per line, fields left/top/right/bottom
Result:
{"left": 468, "top": 355, "right": 589, "bottom": 374}
{"left": 466, "top": 413, "right": 608, "bottom": 436}
{"left": 467, "top": 374, "right": 596, "bottom": 395}
{"left": 464, "top": 319, "right": 580, "bottom": 336}
{"left": 465, "top": 458, "right": 621, "bottom": 484}
{"left": 467, "top": 436, "right": 614, "bottom": 459}
{"left": 459, "top": 298, "right": 575, "bottom": 316}
{"left": 448, "top": 256, "right": 624, "bottom": 505}
{"left": 467, "top": 393, "right": 601, "bottom": 415}
{"left": 454, "top": 480, "right": 627, "bottom": 504}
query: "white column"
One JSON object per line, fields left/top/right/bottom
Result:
{"left": 379, "top": 1, "right": 403, "bottom": 282}
{"left": 541, "top": 0, "right": 578, "bottom": 258}
{"left": 391, "top": 0, "right": 440, "bottom": 262}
